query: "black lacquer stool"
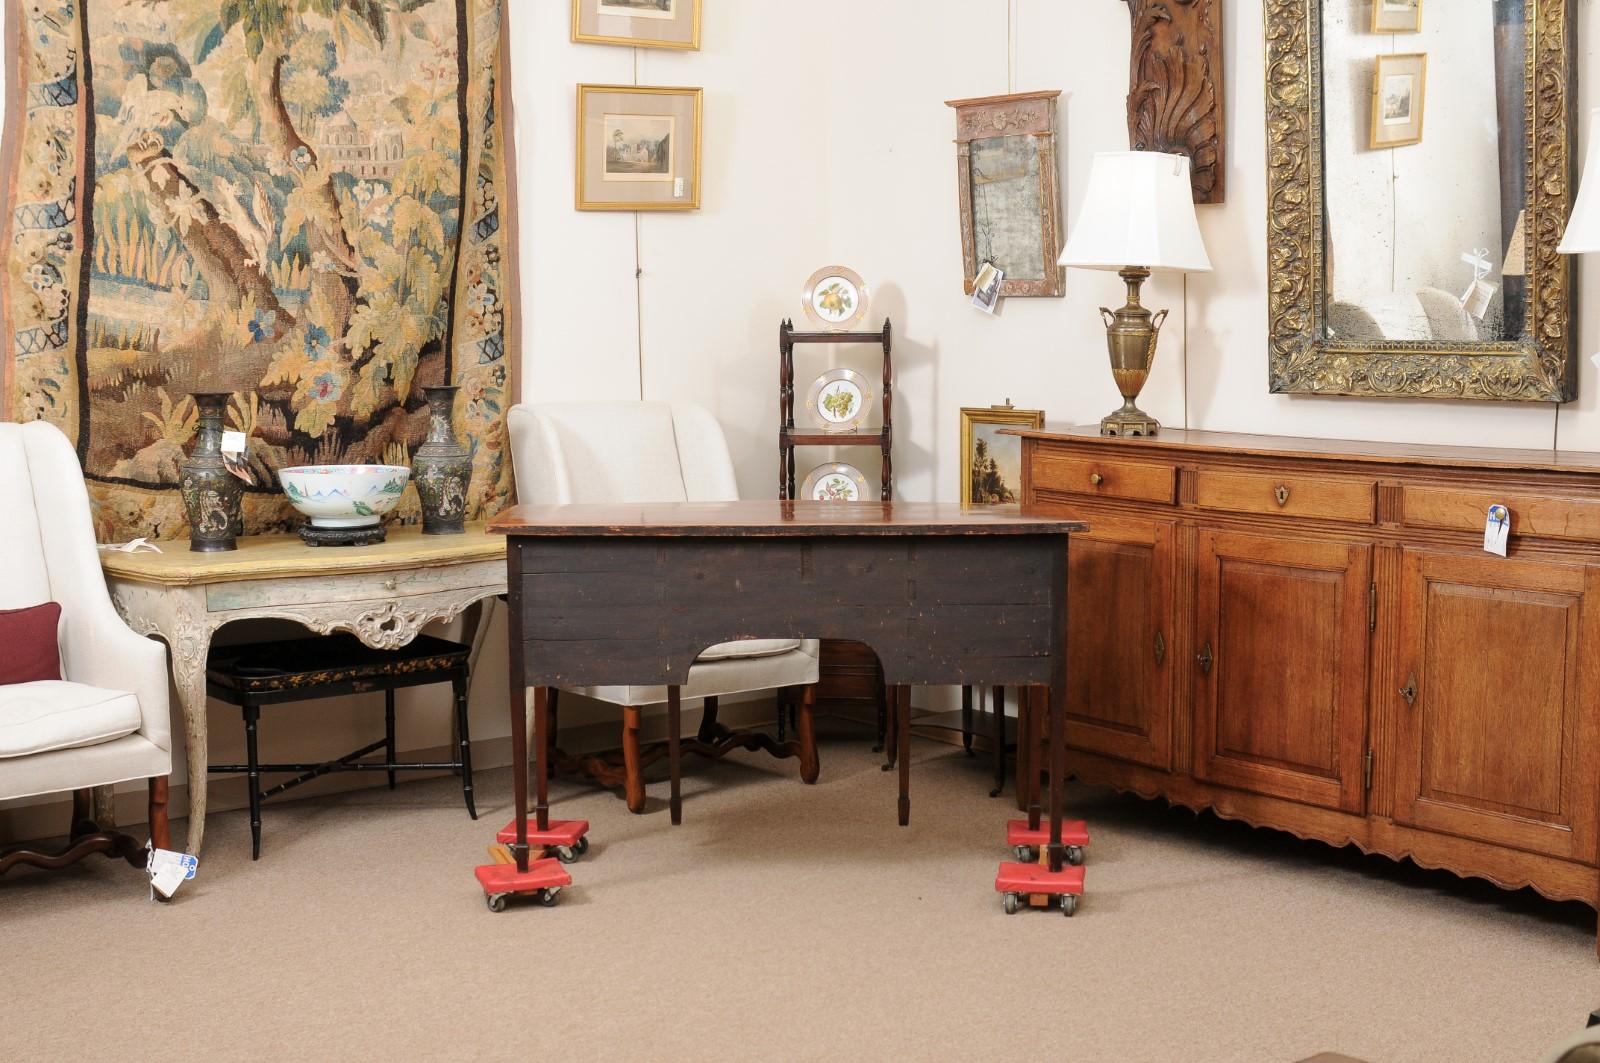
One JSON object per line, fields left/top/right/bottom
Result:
{"left": 206, "top": 633, "right": 478, "bottom": 859}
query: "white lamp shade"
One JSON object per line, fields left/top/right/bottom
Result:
{"left": 1059, "top": 151, "right": 1212, "bottom": 273}
{"left": 1559, "top": 107, "right": 1600, "bottom": 254}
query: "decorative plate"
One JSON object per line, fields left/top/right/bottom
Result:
{"left": 801, "top": 463, "right": 871, "bottom": 502}
{"left": 801, "top": 266, "right": 870, "bottom": 331}
{"left": 805, "top": 368, "right": 874, "bottom": 433}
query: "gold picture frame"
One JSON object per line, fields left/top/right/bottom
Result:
{"left": 572, "top": 0, "right": 702, "bottom": 50}
{"left": 1368, "top": 53, "right": 1426, "bottom": 149}
{"left": 1371, "top": 0, "right": 1422, "bottom": 33}
{"left": 1264, "top": 0, "right": 1577, "bottom": 402}
{"left": 961, "top": 405, "right": 1043, "bottom": 507}
{"left": 576, "top": 85, "right": 703, "bottom": 212}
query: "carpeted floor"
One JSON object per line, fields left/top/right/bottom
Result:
{"left": 2, "top": 724, "right": 1596, "bottom": 1062}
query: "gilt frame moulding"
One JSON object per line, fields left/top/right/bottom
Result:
{"left": 1264, "top": 0, "right": 1578, "bottom": 402}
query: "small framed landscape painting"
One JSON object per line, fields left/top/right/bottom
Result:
{"left": 961, "top": 405, "right": 1044, "bottom": 507}
{"left": 573, "top": 0, "right": 701, "bottom": 50}
{"left": 1371, "top": 0, "right": 1421, "bottom": 33}
{"left": 577, "top": 85, "right": 703, "bottom": 211}
{"left": 1369, "top": 53, "right": 1426, "bottom": 149}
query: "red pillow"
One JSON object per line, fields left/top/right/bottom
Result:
{"left": 0, "top": 602, "right": 63, "bottom": 685}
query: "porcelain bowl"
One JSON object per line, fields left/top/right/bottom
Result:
{"left": 277, "top": 465, "right": 411, "bottom": 528}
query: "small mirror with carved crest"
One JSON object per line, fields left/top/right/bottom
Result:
{"left": 1265, "top": 0, "right": 1577, "bottom": 402}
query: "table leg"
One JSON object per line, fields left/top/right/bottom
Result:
{"left": 511, "top": 672, "right": 530, "bottom": 873}
{"left": 668, "top": 686, "right": 683, "bottom": 825}
{"left": 961, "top": 685, "right": 974, "bottom": 755}
{"left": 169, "top": 620, "right": 216, "bottom": 856}
{"left": 882, "top": 685, "right": 899, "bottom": 771}
{"left": 533, "top": 686, "right": 551, "bottom": 837}
{"left": 1047, "top": 679, "right": 1067, "bottom": 874}
{"left": 1026, "top": 685, "right": 1043, "bottom": 832}
{"left": 897, "top": 685, "right": 911, "bottom": 826}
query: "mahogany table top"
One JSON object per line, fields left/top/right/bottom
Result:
{"left": 488, "top": 500, "right": 1087, "bottom": 538}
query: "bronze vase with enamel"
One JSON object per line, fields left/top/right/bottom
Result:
{"left": 414, "top": 385, "right": 471, "bottom": 535}
{"left": 180, "top": 392, "right": 243, "bottom": 552}
{"left": 1097, "top": 266, "right": 1168, "bottom": 437}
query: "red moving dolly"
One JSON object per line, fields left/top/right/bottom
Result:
{"left": 476, "top": 686, "right": 591, "bottom": 911}
{"left": 995, "top": 686, "right": 1087, "bottom": 916}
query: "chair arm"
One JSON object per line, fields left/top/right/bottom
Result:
{"left": 61, "top": 614, "right": 172, "bottom": 755}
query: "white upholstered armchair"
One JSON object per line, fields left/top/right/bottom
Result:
{"left": 0, "top": 421, "right": 172, "bottom": 875}
{"left": 506, "top": 402, "right": 819, "bottom": 816}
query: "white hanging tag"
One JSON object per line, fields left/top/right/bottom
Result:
{"left": 1483, "top": 504, "right": 1510, "bottom": 557}
{"left": 147, "top": 845, "right": 198, "bottom": 899}
{"left": 1464, "top": 279, "right": 1497, "bottom": 321}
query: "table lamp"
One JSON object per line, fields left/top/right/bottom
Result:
{"left": 1559, "top": 108, "right": 1600, "bottom": 255}
{"left": 1058, "top": 151, "right": 1212, "bottom": 436}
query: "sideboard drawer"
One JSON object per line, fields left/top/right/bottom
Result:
{"left": 1195, "top": 470, "right": 1375, "bottom": 524}
{"left": 1034, "top": 452, "right": 1177, "bottom": 504}
{"left": 1403, "top": 485, "right": 1600, "bottom": 543}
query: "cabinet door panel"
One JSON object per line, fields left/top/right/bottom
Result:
{"left": 1394, "top": 552, "right": 1599, "bottom": 862}
{"left": 1194, "top": 531, "right": 1371, "bottom": 812}
{"left": 1065, "top": 515, "right": 1175, "bottom": 770}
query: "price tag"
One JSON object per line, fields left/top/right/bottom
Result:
{"left": 1484, "top": 504, "right": 1510, "bottom": 557}
{"left": 221, "top": 430, "right": 247, "bottom": 456}
{"left": 673, "top": 177, "right": 685, "bottom": 199}
{"left": 1464, "top": 279, "right": 1497, "bottom": 321}
{"left": 147, "top": 846, "right": 198, "bottom": 899}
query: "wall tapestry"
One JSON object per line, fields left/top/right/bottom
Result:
{"left": 2, "top": 0, "right": 519, "bottom": 542}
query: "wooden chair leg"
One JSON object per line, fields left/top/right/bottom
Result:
{"left": 622, "top": 705, "right": 646, "bottom": 813}
{"left": 990, "top": 685, "right": 1007, "bottom": 798}
{"left": 896, "top": 685, "right": 911, "bottom": 826}
{"left": 961, "top": 685, "right": 974, "bottom": 755}
{"left": 797, "top": 684, "right": 819, "bottom": 784}
{"left": 149, "top": 776, "right": 172, "bottom": 851}
{"left": 667, "top": 686, "right": 683, "bottom": 825}
{"left": 697, "top": 695, "right": 720, "bottom": 742}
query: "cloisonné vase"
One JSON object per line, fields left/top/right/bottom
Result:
{"left": 180, "top": 392, "right": 243, "bottom": 552}
{"left": 414, "top": 385, "right": 471, "bottom": 535}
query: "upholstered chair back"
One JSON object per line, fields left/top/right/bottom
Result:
{"left": 0, "top": 420, "right": 170, "bottom": 753}
{"left": 506, "top": 402, "right": 741, "bottom": 506}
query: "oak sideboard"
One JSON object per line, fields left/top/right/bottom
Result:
{"left": 1019, "top": 427, "right": 1600, "bottom": 950}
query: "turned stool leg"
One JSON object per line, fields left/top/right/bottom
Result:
{"left": 243, "top": 702, "right": 263, "bottom": 860}
{"left": 622, "top": 705, "right": 645, "bottom": 813}
{"left": 384, "top": 688, "right": 398, "bottom": 790}
{"left": 697, "top": 695, "right": 720, "bottom": 743}
{"left": 797, "top": 684, "right": 819, "bottom": 784}
{"left": 667, "top": 686, "right": 683, "bottom": 825}
{"left": 454, "top": 672, "right": 477, "bottom": 820}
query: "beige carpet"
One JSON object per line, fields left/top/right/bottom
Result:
{"left": 2, "top": 724, "right": 1596, "bottom": 1062}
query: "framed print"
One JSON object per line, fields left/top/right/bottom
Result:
{"left": 1369, "top": 53, "right": 1427, "bottom": 149}
{"left": 577, "top": 85, "right": 702, "bottom": 211}
{"left": 960, "top": 405, "right": 1043, "bottom": 506}
{"left": 1371, "top": 0, "right": 1421, "bottom": 33}
{"left": 944, "top": 91, "right": 1065, "bottom": 298}
{"left": 573, "top": 0, "right": 701, "bottom": 50}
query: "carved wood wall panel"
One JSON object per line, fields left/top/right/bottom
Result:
{"left": 1125, "top": 0, "right": 1225, "bottom": 204}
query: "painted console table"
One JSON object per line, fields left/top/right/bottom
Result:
{"left": 101, "top": 523, "right": 505, "bottom": 855}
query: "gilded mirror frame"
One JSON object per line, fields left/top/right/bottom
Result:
{"left": 1265, "top": 0, "right": 1577, "bottom": 402}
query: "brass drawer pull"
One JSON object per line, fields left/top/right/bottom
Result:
{"left": 1153, "top": 630, "right": 1165, "bottom": 665}
{"left": 1196, "top": 642, "right": 1214, "bottom": 675}
{"left": 1089, "top": 472, "right": 1105, "bottom": 486}
{"left": 1274, "top": 484, "right": 1291, "bottom": 507}
{"left": 1399, "top": 675, "right": 1417, "bottom": 707}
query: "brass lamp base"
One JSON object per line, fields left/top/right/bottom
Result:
{"left": 1096, "top": 266, "right": 1169, "bottom": 437}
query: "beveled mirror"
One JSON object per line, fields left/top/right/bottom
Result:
{"left": 1265, "top": 0, "right": 1577, "bottom": 401}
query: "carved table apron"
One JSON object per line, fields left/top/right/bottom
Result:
{"left": 490, "top": 501, "right": 1086, "bottom": 879}
{"left": 101, "top": 523, "right": 505, "bottom": 856}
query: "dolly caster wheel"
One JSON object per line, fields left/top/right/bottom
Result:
{"left": 1066, "top": 845, "right": 1084, "bottom": 866}
{"left": 552, "top": 845, "right": 577, "bottom": 863}
{"left": 537, "top": 887, "right": 561, "bottom": 907}
{"left": 1002, "top": 892, "right": 1020, "bottom": 915}
{"left": 1014, "top": 845, "right": 1037, "bottom": 862}
{"left": 1060, "top": 894, "right": 1078, "bottom": 917}
{"left": 486, "top": 893, "right": 508, "bottom": 913}
{"left": 574, "top": 835, "right": 590, "bottom": 856}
